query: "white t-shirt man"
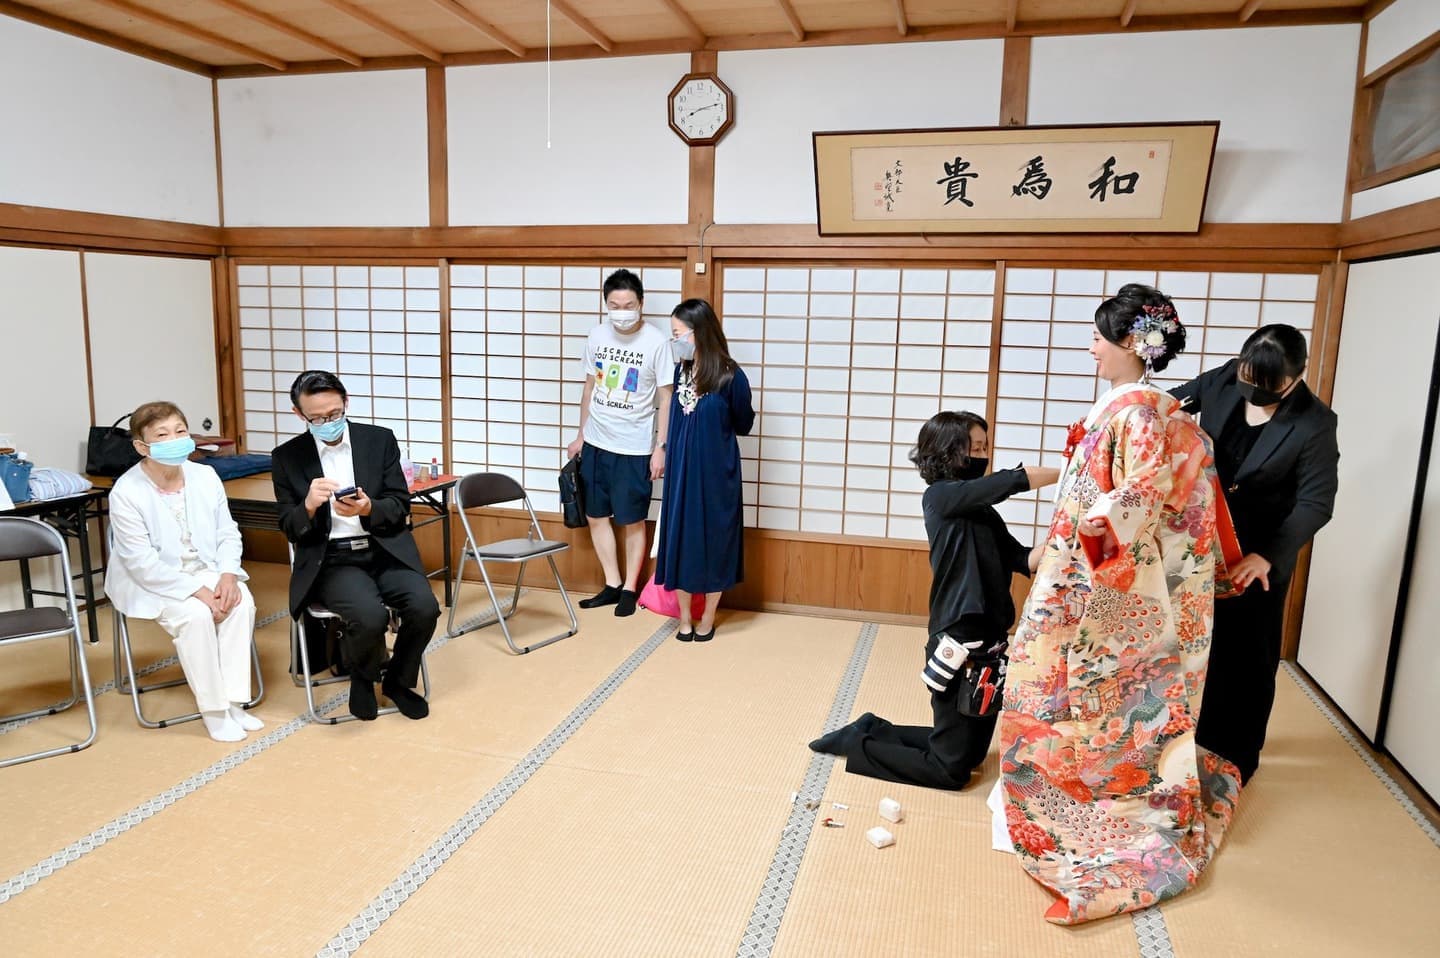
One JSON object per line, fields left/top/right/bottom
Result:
{"left": 580, "top": 319, "right": 672, "bottom": 455}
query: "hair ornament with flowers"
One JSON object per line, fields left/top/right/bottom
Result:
{"left": 1130, "top": 303, "right": 1180, "bottom": 366}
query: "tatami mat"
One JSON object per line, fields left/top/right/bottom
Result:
{"left": 3, "top": 564, "right": 1437, "bottom": 957}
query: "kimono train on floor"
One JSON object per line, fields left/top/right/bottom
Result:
{"left": 998, "top": 382, "right": 1243, "bottom": 924}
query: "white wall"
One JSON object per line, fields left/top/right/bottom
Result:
{"left": 0, "top": 17, "right": 218, "bottom": 225}
{"left": 0, "top": 247, "right": 89, "bottom": 473}
{"left": 218, "top": 70, "right": 429, "bottom": 227}
{"left": 1031, "top": 26, "right": 1359, "bottom": 223}
{"left": 1351, "top": 167, "right": 1440, "bottom": 218}
{"left": 1301, "top": 250, "right": 1440, "bottom": 739}
{"left": 84, "top": 254, "right": 219, "bottom": 433}
{"left": 1365, "top": 0, "right": 1440, "bottom": 73}
{"left": 448, "top": 56, "right": 691, "bottom": 226}
{"left": 715, "top": 41, "right": 1005, "bottom": 224}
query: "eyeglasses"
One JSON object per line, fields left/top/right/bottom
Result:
{"left": 303, "top": 410, "right": 345, "bottom": 426}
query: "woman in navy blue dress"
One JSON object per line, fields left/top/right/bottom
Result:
{"left": 655, "top": 299, "right": 755, "bottom": 642}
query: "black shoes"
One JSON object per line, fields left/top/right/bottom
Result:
{"left": 693, "top": 627, "right": 715, "bottom": 643}
{"left": 579, "top": 584, "right": 623, "bottom": 609}
{"left": 676, "top": 629, "right": 694, "bottom": 642}
{"left": 614, "top": 589, "right": 638, "bottom": 617}
{"left": 382, "top": 679, "right": 430, "bottom": 720}
{"left": 349, "top": 676, "right": 378, "bottom": 721}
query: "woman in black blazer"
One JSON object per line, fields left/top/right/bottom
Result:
{"left": 1171, "top": 324, "right": 1339, "bottom": 783}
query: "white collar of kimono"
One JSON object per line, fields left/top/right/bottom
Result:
{"left": 1084, "top": 381, "right": 1164, "bottom": 430}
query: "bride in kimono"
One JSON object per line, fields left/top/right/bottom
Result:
{"left": 994, "top": 283, "right": 1242, "bottom": 924}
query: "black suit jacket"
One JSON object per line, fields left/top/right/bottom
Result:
{"left": 271, "top": 422, "right": 424, "bottom": 617}
{"left": 1171, "top": 358, "right": 1340, "bottom": 582}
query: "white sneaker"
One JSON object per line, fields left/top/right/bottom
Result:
{"left": 229, "top": 705, "right": 264, "bottom": 732}
{"left": 201, "top": 711, "right": 246, "bottom": 742}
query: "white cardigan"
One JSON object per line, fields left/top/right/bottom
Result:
{"left": 105, "top": 460, "right": 248, "bottom": 619}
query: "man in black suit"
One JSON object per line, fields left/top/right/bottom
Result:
{"left": 273, "top": 370, "right": 439, "bottom": 721}
{"left": 1172, "top": 325, "right": 1340, "bottom": 782}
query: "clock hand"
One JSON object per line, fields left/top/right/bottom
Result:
{"left": 685, "top": 103, "right": 718, "bottom": 118}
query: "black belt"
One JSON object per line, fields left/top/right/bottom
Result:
{"left": 327, "top": 535, "right": 372, "bottom": 553}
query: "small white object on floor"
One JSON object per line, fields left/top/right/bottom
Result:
{"left": 832, "top": 802, "right": 849, "bottom": 810}
{"left": 986, "top": 779, "right": 1015, "bottom": 854}
{"left": 878, "top": 797, "right": 903, "bottom": 823}
{"left": 866, "top": 826, "right": 895, "bottom": 849}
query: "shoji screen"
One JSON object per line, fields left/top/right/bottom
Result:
{"left": 449, "top": 264, "right": 681, "bottom": 512}
{"left": 1302, "top": 251, "right": 1440, "bottom": 742}
{"left": 720, "top": 265, "right": 996, "bottom": 540}
{"left": 236, "top": 264, "right": 444, "bottom": 465}
{"left": 991, "top": 268, "right": 1318, "bottom": 543}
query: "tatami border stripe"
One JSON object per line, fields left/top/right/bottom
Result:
{"left": 1132, "top": 905, "right": 1176, "bottom": 958}
{"left": 315, "top": 617, "right": 678, "bottom": 957}
{"left": 0, "top": 600, "right": 511, "bottom": 905}
{"left": 1281, "top": 661, "right": 1440, "bottom": 847}
{"left": 734, "top": 621, "right": 878, "bottom": 958}
{"left": 0, "top": 609, "right": 289, "bottom": 738}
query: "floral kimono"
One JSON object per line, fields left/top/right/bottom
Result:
{"left": 998, "top": 382, "right": 1243, "bottom": 925}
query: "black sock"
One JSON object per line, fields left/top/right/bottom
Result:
{"left": 614, "top": 589, "right": 638, "bottom": 617}
{"left": 808, "top": 723, "right": 859, "bottom": 755}
{"left": 579, "top": 584, "right": 622, "bottom": 609}
{"left": 349, "top": 677, "right": 378, "bottom": 721}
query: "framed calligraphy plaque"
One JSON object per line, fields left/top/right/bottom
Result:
{"left": 813, "top": 122, "right": 1219, "bottom": 235}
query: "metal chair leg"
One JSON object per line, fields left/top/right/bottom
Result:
{"left": 295, "top": 607, "right": 428, "bottom": 725}
{"left": 116, "top": 609, "right": 264, "bottom": 729}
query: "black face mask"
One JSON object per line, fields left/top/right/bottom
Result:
{"left": 1237, "top": 381, "right": 1285, "bottom": 407}
{"left": 959, "top": 458, "right": 989, "bottom": 480}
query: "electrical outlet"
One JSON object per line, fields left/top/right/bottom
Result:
{"left": 694, "top": 262, "right": 707, "bottom": 274}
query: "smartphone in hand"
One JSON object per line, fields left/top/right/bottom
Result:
{"left": 333, "top": 485, "right": 359, "bottom": 501}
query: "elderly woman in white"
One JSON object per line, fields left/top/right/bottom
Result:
{"left": 106, "top": 401, "right": 260, "bottom": 742}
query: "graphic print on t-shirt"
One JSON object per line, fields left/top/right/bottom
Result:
{"left": 595, "top": 345, "right": 645, "bottom": 408}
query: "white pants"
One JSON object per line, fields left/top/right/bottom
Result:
{"left": 153, "top": 575, "right": 256, "bottom": 713}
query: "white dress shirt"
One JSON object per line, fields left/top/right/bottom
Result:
{"left": 314, "top": 425, "right": 364, "bottom": 540}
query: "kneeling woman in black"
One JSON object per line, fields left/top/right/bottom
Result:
{"left": 1171, "top": 323, "right": 1340, "bottom": 784}
{"left": 808, "top": 411, "right": 1057, "bottom": 790}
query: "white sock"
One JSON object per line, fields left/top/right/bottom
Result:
{"left": 229, "top": 704, "right": 264, "bottom": 732}
{"left": 201, "top": 711, "right": 246, "bottom": 743}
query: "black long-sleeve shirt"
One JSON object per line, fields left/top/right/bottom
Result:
{"left": 921, "top": 466, "right": 1034, "bottom": 640}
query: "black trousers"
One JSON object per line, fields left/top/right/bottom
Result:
{"left": 312, "top": 544, "right": 440, "bottom": 688}
{"left": 842, "top": 687, "right": 999, "bottom": 791}
{"left": 1196, "top": 578, "right": 1289, "bottom": 784}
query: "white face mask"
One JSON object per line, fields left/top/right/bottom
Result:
{"left": 608, "top": 309, "right": 641, "bottom": 330}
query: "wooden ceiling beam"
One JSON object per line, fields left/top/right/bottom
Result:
{"left": 774, "top": 0, "right": 805, "bottom": 41}
{"left": 1006, "top": 0, "right": 1019, "bottom": 32}
{"left": 313, "top": 0, "right": 444, "bottom": 62}
{"left": 549, "top": 0, "right": 614, "bottom": 53}
{"left": 0, "top": 0, "right": 212, "bottom": 74}
{"left": 1239, "top": 0, "right": 1265, "bottom": 21}
{"left": 86, "top": 0, "right": 287, "bottom": 70}
{"left": 426, "top": 0, "right": 525, "bottom": 57}
{"left": 657, "top": 0, "right": 706, "bottom": 43}
{"left": 892, "top": 0, "right": 908, "bottom": 37}
{"left": 202, "top": 0, "right": 362, "bottom": 66}
{"left": 1120, "top": 0, "right": 1139, "bottom": 28}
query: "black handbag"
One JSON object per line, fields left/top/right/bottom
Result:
{"left": 559, "top": 455, "right": 586, "bottom": 529}
{"left": 85, "top": 414, "right": 143, "bottom": 477}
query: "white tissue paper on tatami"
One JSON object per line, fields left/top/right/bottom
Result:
{"left": 987, "top": 779, "right": 1015, "bottom": 854}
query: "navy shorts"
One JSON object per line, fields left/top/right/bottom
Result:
{"left": 579, "top": 442, "right": 652, "bottom": 525}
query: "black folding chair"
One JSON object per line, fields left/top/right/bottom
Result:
{"left": 446, "top": 472, "right": 578, "bottom": 654}
{"left": 0, "top": 516, "right": 98, "bottom": 767}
